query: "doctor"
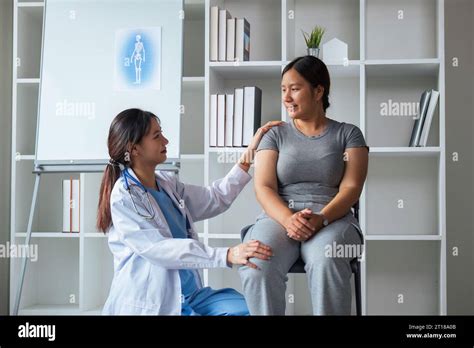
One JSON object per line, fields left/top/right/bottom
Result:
{"left": 97, "top": 108, "right": 281, "bottom": 315}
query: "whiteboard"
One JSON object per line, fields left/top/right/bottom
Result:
{"left": 36, "top": 0, "right": 183, "bottom": 165}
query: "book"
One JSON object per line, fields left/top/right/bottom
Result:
{"left": 233, "top": 88, "right": 244, "bottom": 147}
{"left": 218, "top": 9, "right": 231, "bottom": 61}
{"left": 225, "top": 94, "right": 234, "bottom": 146}
{"left": 235, "top": 18, "right": 250, "bottom": 62}
{"left": 210, "top": 6, "right": 220, "bottom": 61}
{"left": 62, "top": 179, "right": 80, "bottom": 233}
{"left": 209, "top": 94, "right": 218, "bottom": 146}
{"left": 217, "top": 94, "right": 226, "bottom": 147}
{"left": 243, "top": 86, "right": 262, "bottom": 146}
{"left": 226, "top": 18, "right": 236, "bottom": 61}
{"left": 409, "top": 90, "right": 431, "bottom": 147}
{"left": 418, "top": 90, "right": 439, "bottom": 147}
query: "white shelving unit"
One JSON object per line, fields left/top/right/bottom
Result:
{"left": 203, "top": 0, "right": 446, "bottom": 315}
{"left": 10, "top": 0, "right": 446, "bottom": 315}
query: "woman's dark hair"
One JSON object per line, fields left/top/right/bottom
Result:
{"left": 97, "top": 108, "right": 160, "bottom": 233}
{"left": 282, "top": 55, "right": 331, "bottom": 112}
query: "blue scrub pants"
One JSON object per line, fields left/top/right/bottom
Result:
{"left": 181, "top": 287, "right": 249, "bottom": 316}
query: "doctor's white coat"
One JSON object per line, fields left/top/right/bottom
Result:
{"left": 102, "top": 164, "right": 251, "bottom": 315}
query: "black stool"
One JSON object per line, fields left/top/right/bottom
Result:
{"left": 240, "top": 201, "right": 363, "bottom": 316}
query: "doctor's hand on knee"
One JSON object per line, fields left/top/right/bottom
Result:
{"left": 227, "top": 240, "right": 273, "bottom": 270}
{"left": 284, "top": 208, "right": 318, "bottom": 242}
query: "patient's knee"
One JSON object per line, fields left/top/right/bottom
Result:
{"left": 238, "top": 257, "right": 281, "bottom": 282}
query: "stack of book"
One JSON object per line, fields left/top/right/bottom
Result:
{"left": 409, "top": 89, "right": 440, "bottom": 147}
{"left": 210, "top": 6, "right": 250, "bottom": 62}
{"left": 210, "top": 86, "right": 262, "bottom": 147}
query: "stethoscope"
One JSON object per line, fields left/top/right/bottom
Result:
{"left": 121, "top": 168, "right": 191, "bottom": 230}
{"left": 122, "top": 167, "right": 156, "bottom": 220}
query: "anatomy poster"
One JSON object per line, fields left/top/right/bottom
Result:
{"left": 114, "top": 27, "right": 162, "bottom": 90}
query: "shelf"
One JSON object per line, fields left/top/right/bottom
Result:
{"left": 366, "top": 156, "right": 439, "bottom": 236}
{"left": 15, "top": 83, "right": 38, "bottom": 155}
{"left": 81, "top": 307, "right": 104, "bottom": 316}
{"left": 15, "top": 154, "right": 35, "bottom": 161}
{"left": 84, "top": 232, "right": 107, "bottom": 238}
{"left": 182, "top": 76, "right": 205, "bottom": 84}
{"left": 18, "top": 304, "right": 104, "bottom": 315}
{"left": 12, "top": 238, "right": 80, "bottom": 314}
{"left": 365, "top": 59, "right": 440, "bottom": 78}
{"left": 184, "top": 0, "right": 205, "bottom": 77}
{"left": 17, "top": 4, "right": 43, "bottom": 79}
{"left": 184, "top": 0, "right": 204, "bottom": 21}
{"left": 366, "top": 0, "right": 438, "bottom": 60}
{"left": 16, "top": 232, "right": 80, "bottom": 238}
{"left": 365, "top": 235, "right": 441, "bottom": 241}
{"left": 209, "top": 61, "right": 282, "bottom": 79}
{"left": 19, "top": 304, "right": 80, "bottom": 316}
{"left": 181, "top": 154, "right": 205, "bottom": 160}
{"left": 208, "top": 147, "right": 247, "bottom": 153}
{"left": 366, "top": 240, "right": 440, "bottom": 315}
{"left": 211, "top": 0, "right": 281, "bottom": 61}
{"left": 284, "top": 0, "right": 360, "bottom": 61}
{"left": 369, "top": 147, "right": 441, "bottom": 156}
{"left": 17, "top": 78, "right": 40, "bottom": 84}
{"left": 365, "top": 67, "right": 439, "bottom": 147}
{"left": 181, "top": 76, "right": 205, "bottom": 155}
{"left": 17, "top": 2, "right": 44, "bottom": 7}
{"left": 81, "top": 238, "right": 113, "bottom": 312}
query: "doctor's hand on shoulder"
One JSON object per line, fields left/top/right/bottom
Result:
{"left": 237, "top": 120, "right": 284, "bottom": 172}
{"left": 227, "top": 239, "right": 273, "bottom": 270}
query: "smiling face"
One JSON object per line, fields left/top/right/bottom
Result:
{"left": 132, "top": 117, "right": 169, "bottom": 166}
{"left": 281, "top": 68, "right": 325, "bottom": 120}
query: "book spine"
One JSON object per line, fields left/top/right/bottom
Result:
{"left": 244, "top": 19, "right": 250, "bottom": 61}
{"left": 225, "top": 94, "right": 234, "bottom": 146}
{"left": 233, "top": 88, "right": 244, "bottom": 147}
{"left": 419, "top": 90, "right": 439, "bottom": 147}
{"left": 226, "top": 18, "right": 236, "bottom": 61}
{"left": 217, "top": 94, "right": 226, "bottom": 147}
{"left": 218, "top": 10, "right": 231, "bottom": 61}
{"left": 409, "top": 90, "right": 429, "bottom": 147}
{"left": 210, "top": 94, "right": 218, "bottom": 147}
{"left": 210, "top": 6, "right": 219, "bottom": 61}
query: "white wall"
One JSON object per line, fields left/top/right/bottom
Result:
{"left": 0, "top": 0, "right": 13, "bottom": 315}
{"left": 445, "top": 0, "right": 474, "bottom": 314}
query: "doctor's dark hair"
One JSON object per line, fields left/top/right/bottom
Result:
{"left": 97, "top": 108, "right": 160, "bottom": 233}
{"left": 282, "top": 55, "right": 331, "bottom": 112}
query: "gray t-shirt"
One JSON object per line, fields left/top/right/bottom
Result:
{"left": 256, "top": 117, "right": 369, "bottom": 205}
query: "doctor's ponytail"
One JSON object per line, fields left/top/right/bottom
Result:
{"left": 97, "top": 108, "right": 160, "bottom": 233}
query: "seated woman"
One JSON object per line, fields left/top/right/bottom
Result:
{"left": 238, "top": 56, "right": 369, "bottom": 315}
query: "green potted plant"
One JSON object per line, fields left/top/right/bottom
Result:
{"left": 302, "top": 26, "right": 325, "bottom": 57}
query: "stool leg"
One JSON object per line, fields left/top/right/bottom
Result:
{"left": 355, "top": 265, "right": 361, "bottom": 316}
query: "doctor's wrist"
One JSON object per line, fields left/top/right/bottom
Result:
{"left": 226, "top": 247, "right": 234, "bottom": 268}
{"left": 238, "top": 150, "right": 254, "bottom": 172}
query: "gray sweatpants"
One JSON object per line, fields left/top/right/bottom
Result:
{"left": 238, "top": 201, "right": 363, "bottom": 315}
